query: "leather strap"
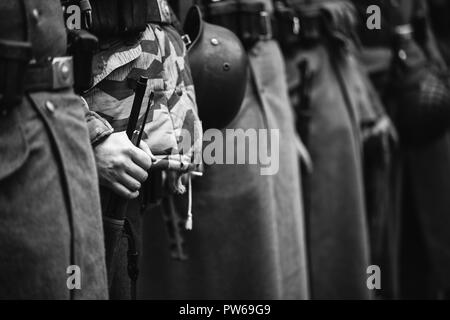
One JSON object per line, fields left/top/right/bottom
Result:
{"left": 124, "top": 219, "right": 139, "bottom": 301}
{"left": 0, "top": 39, "right": 31, "bottom": 110}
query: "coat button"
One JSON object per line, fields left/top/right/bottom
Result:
{"left": 45, "top": 101, "right": 56, "bottom": 114}
{"left": 60, "top": 63, "right": 71, "bottom": 81}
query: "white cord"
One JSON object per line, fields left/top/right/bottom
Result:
{"left": 185, "top": 175, "right": 193, "bottom": 231}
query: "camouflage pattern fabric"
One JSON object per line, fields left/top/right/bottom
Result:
{"left": 84, "top": 24, "right": 203, "bottom": 173}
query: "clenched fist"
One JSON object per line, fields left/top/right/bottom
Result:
{"left": 94, "top": 131, "right": 153, "bottom": 199}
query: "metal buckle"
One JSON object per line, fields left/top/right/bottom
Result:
{"left": 181, "top": 34, "right": 192, "bottom": 47}
{"left": 293, "top": 16, "right": 301, "bottom": 36}
{"left": 259, "top": 11, "right": 273, "bottom": 41}
{"left": 52, "top": 57, "right": 74, "bottom": 90}
{"left": 395, "top": 24, "right": 413, "bottom": 36}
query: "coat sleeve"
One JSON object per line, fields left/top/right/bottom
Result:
{"left": 80, "top": 96, "right": 114, "bottom": 146}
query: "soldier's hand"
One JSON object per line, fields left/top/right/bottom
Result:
{"left": 94, "top": 132, "right": 153, "bottom": 199}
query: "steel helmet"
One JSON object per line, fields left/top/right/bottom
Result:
{"left": 184, "top": 5, "right": 248, "bottom": 130}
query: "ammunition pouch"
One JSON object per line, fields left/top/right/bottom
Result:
{"left": 273, "top": 1, "right": 302, "bottom": 50}
{"left": 202, "top": 0, "right": 350, "bottom": 51}
{"left": 204, "top": 1, "right": 274, "bottom": 49}
{"left": 86, "top": 0, "right": 173, "bottom": 39}
{"left": 67, "top": 29, "right": 99, "bottom": 94}
{"left": 90, "top": 0, "right": 146, "bottom": 37}
{"left": 273, "top": 1, "right": 359, "bottom": 51}
{"left": 0, "top": 40, "right": 32, "bottom": 113}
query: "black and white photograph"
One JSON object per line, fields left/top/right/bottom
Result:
{"left": 1, "top": 0, "right": 450, "bottom": 307}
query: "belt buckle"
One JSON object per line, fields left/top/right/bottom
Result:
{"left": 394, "top": 24, "right": 413, "bottom": 36}
{"left": 181, "top": 34, "right": 192, "bottom": 48}
{"left": 292, "top": 16, "right": 301, "bottom": 36}
{"left": 52, "top": 57, "right": 74, "bottom": 90}
{"left": 259, "top": 11, "right": 273, "bottom": 41}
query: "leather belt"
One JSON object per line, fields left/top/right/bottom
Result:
{"left": 204, "top": 0, "right": 306, "bottom": 50}
{"left": 0, "top": 55, "right": 74, "bottom": 114}
{"left": 0, "top": 37, "right": 74, "bottom": 112}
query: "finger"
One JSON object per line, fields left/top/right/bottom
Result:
{"left": 139, "top": 141, "right": 156, "bottom": 162}
{"left": 180, "top": 173, "right": 189, "bottom": 185}
{"left": 129, "top": 146, "right": 152, "bottom": 171}
{"left": 110, "top": 182, "right": 140, "bottom": 200}
{"left": 124, "top": 160, "right": 149, "bottom": 183}
{"left": 118, "top": 173, "right": 142, "bottom": 192}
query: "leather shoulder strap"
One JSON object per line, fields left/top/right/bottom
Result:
{"left": 170, "top": 0, "right": 197, "bottom": 25}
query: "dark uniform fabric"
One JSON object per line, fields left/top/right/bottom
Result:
{"left": 0, "top": 0, "right": 108, "bottom": 299}
{"left": 283, "top": 0, "right": 376, "bottom": 299}
{"left": 353, "top": 0, "right": 450, "bottom": 298}
{"left": 108, "top": 200, "right": 142, "bottom": 300}
{"left": 429, "top": 0, "right": 450, "bottom": 66}
{"left": 139, "top": 0, "right": 309, "bottom": 300}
